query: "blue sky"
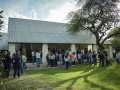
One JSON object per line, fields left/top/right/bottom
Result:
{"left": 0, "top": 0, "right": 76, "bottom": 32}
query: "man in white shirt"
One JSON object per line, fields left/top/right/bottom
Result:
{"left": 32, "top": 50, "right": 35, "bottom": 64}
{"left": 36, "top": 50, "right": 41, "bottom": 67}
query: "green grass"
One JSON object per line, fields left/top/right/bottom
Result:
{"left": 0, "top": 62, "right": 120, "bottom": 90}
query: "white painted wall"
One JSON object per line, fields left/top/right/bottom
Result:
{"left": 88, "top": 45, "right": 92, "bottom": 51}
{"left": 8, "top": 43, "right": 15, "bottom": 56}
{"left": 42, "top": 43, "right": 48, "bottom": 63}
{"left": 92, "top": 44, "right": 97, "bottom": 54}
{"left": 70, "top": 44, "right": 76, "bottom": 53}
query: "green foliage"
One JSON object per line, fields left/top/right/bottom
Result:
{"left": 110, "top": 38, "right": 120, "bottom": 51}
{"left": 0, "top": 10, "right": 3, "bottom": 31}
{"left": 109, "top": 28, "right": 120, "bottom": 51}
{"left": 67, "top": 0, "right": 120, "bottom": 50}
{"left": 1, "top": 63, "right": 120, "bottom": 90}
{"left": 108, "top": 28, "right": 120, "bottom": 38}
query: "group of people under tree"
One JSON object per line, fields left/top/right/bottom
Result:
{"left": 23, "top": 47, "right": 120, "bottom": 68}
{"left": 0, "top": 50, "right": 27, "bottom": 78}
{"left": 46, "top": 48, "right": 115, "bottom": 69}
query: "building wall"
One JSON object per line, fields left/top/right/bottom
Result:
{"left": 48, "top": 44, "right": 71, "bottom": 49}
{"left": 31, "top": 44, "right": 42, "bottom": 50}
{"left": 76, "top": 44, "right": 88, "bottom": 50}
{"left": 8, "top": 43, "right": 15, "bottom": 55}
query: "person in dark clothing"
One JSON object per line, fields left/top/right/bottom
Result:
{"left": 52, "top": 48, "right": 56, "bottom": 55}
{"left": 62, "top": 52, "right": 65, "bottom": 65}
{"left": 84, "top": 48, "right": 88, "bottom": 59}
{"left": 46, "top": 53, "right": 51, "bottom": 67}
{"left": 12, "top": 53, "right": 16, "bottom": 67}
{"left": 92, "top": 51, "right": 97, "bottom": 66}
{"left": 103, "top": 51, "right": 111, "bottom": 65}
{"left": 77, "top": 51, "right": 82, "bottom": 64}
{"left": 12, "top": 51, "right": 22, "bottom": 78}
{"left": 98, "top": 52, "right": 105, "bottom": 66}
{"left": 2, "top": 51, "right": 11, "bottom": 78}
{"left": 113, "top": 49, "right": 116, "bottom": 58}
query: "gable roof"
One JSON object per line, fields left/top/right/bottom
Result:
{"left": 8, "top": 18, "right": 109, "bottom": 44}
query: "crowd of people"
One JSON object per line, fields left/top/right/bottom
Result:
{"left": 1, "top": 50, "right": 27, "bottom": 78}
{"left": 45, "top": 48, "right": 116, "bottom": 70}
{"left": 0, "top": 47, "right": 120, "bottom": 78}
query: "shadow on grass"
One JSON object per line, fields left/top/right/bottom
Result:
{"left": 25, "top": 64, "right": 114, "bottom": 90}
{"left": 1, "top": 63, "right": 119, "bottom": 90}
{"left": 97, "top": 63, "right": 120, "bottom": 86}
{"left": 53, "top": 63, "right": 120, "bottom": 90}
{"left": 50, "top": 66, "right": 114, "bottom": 90}
{"left": 25, "top": 64, "right": 105, "bottom": 76}
{"left": 0, "top": 77, "right": 14, "bottom": 82}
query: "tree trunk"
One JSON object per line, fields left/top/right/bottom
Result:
{"left": 98, "top": 44, "right": 105, "bottom": 52}
{"left": 96, "top": 35, "right": 105, "bottom": 52}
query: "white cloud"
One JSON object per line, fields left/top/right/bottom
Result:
{"left": 45, "top": 1, "right": 76, "bottom": 23}
{"left": 1, "top": 9, "right": 38, "bottom": 32}
{"left": 26, "top": 9, "right": 38, "bottom": 20}
{"left": 1, "top": 1, "right": 76, "bottom": 32}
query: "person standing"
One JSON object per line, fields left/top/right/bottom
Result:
{"left": 62, "top": 52, "right": 65, "bottom": 65}
{"left": 46, "top": 53, "right": 51, "bottom": 67}
{"left": 71, "top": 52, "right": 76, "bottom": 65}
{"left": 64, "top": 53, "right": 69, "bottom": 70}
{"left": 31, "top": 50, "right": 35, "bottom": 64}
{"left": 113, "top": 49, "right": 116, "bottom": 58}
{"left": 55, "top": 52, "right": 59, "bottom": 66}
{"left": 116, "top": 51, "right": 120, "bottom": 64}
{"left": 11, "top": 53, "right": 16, "bottom": 68}
{"left": 88, "top": 50, "right": 92, "bottom": 64}
{"left": 12, "top": 51, "right": 22, "bottom": 78}
{"left": 92, "top": 51, "right": 97, "bottom": 66}
{"left": 2, "top": 51, "right": 11, "bottom": 78}
{"left": 22, "top": 53, "right": 27, "bottom": 69}
{"left": 98, "top": 52, "right": 105, "bottom": 66}
{"left": 77, "top": 51, "right": 81, "bottom": 64}
{"left": 36, "top": 49, "right": 41, "bottom": 67}
{"left": 50, "top": 53, "right": 55, "bottom": 67}
{"left": 103, "top": 51, "right": 110, "bottom": 65}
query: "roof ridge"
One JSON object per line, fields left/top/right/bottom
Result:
{"left": 9, "top": 17, "right": 66, "bottom": 24}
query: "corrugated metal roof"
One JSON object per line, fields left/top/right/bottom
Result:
{"left": 0, "top": 33, "right": 8, "bottom": 50}
{"left": 8, "top": 18, "right": 109, "bottom": 44}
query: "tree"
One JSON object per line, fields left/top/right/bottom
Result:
{"left": 109, "top": 28, "right": 120, "bottom": 52}
{"left": 0, "top": 10, "right": 3, "bottom": 31}
{"left": 110, "top": 38, "right": 120, "bottom": 52}
{"left": 67, "top": 0, "right": 120, "bottom": 51}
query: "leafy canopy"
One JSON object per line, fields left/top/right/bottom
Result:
{"left": 67, "top": 0, "right": 120, "bottom": 50}
{"left": 109, "top": 28, "right": 120, "bottom": 51}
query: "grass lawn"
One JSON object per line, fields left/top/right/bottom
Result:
{"left": 0, "top": 62, "right": 120, "bottom": 90}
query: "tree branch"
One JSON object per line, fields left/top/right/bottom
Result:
{"left": 101, "top": 30, "right": 120, "bottom": 44}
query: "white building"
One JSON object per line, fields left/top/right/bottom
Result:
{"left": 7, "top": 18, "right": 113, "bottom": 67}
